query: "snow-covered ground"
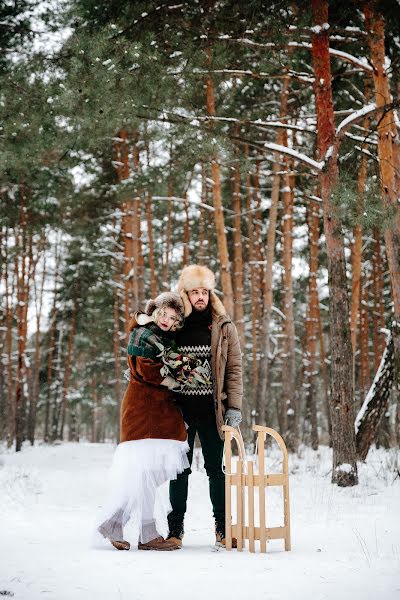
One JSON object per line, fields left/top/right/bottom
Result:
{"left": 0, "top": 442, "right": 399, "bottom": 600}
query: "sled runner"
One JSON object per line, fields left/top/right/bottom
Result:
{"left": 222, "top": 424, "right": 291, "bottom": 553}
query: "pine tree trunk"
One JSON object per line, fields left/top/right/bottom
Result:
{"left": 113, "top": 218, "right": 122, "bottom": 443}
{"left": 4, "top": 232, "right": 15, "bottom": 447}
{"left": 281, "top": 141, "right": 297, "bottom": 452}
{"left": 256, "top": 156, "right": 281, "bottom": 425}
{"left": 27, "top": 241, "right": 46, "bottom": 445}
{"left": 359, "top": 272, "right": 371, "bottom": 397}
{"left": 182, "top": 190, "right": 190, "bottom": 267}
{"left": 245, "top": 146, "right": 259, "bottom": 399}
{"left": 355, "top": 331, "right": 394, "bottom": 460}
{"left": 206, "top": 51, "right": 234, "bottom": 316}
{"left": 371, "top": 229, "right": 385, "bottom": 370}
{"left": 133, "top": 138, "right": 145, "bottom": 308}
{"left": 145, "top": 192, "right": 157, "bottom": 297}
{"left": 317, "top": 304, "right": 331, "bottom": 442}
{"left": 364, "top": 1, "right": 400, "bottom": 403}
{"left": 59, "top": 307, "right": 76, "bottom": 440}
{"left": 304, "top": 199, "right": 320, "bottom": 450}
{"left": 162, "top": 180, "right": 173, "bottom": 289}
{"left": 44, "top": 310, "right": 57, "bottom": 443}
{"left": 232, "top": 140, "right": 245, "bottom": 348}
{"left": 311, "top": 0, "right": 358, "bottom": 486}
{"left": 15, "top": 190, "right": 29, "bottom": 452}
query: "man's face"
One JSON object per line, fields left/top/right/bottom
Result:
{"left": 188, "top": 288, "right": 209, "bottom": 311}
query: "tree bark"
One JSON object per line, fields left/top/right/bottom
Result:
{"left": 311, "top": 0, "right": 358, "bottom": 486}
{"left": 232, "top": 139, "right": 245, "bottom": 349}
{"left": 355, "top": 331, "right": 394, "bottom": 460}
{"left": 364, "top": 1, "right": 400, "bottom": 403}
{"left": 206, "top": 50, "right": 234, "bottom": 316}
{"left": 304, "top": 199, "right": 320, "bottom": 450}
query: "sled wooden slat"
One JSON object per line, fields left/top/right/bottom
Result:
{"left": 222, "top": 424, "right": 291, "bottom": 555}
{"left": 236, "top": 460, "right": 243, "bottom": 551}
{"left": 248, "top": 460, "right": 255, "bottom": 553}
{"left": 225, "top": 426, "right": 233, "bottom": 551}
{"left": 231, "top": 473, "right": 286, "bottom": 487}
{"left": 257, "top": 429, "right": 267, "bottom": 553}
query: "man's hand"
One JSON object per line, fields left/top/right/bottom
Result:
{"left": 161, "top": 376, "right": 181, "bottom": 391}
{"left": 224, "top": 408, "right": 242, "bottom": 428}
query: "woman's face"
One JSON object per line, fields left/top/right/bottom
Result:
{"left": 156, "top": 307, "right": 178, "bottom": 331}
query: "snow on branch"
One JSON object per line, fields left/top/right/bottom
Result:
{"left": 218, "top": 36, "right": 374, "bottom": 73}
{"left": 336, "top": 103, "right": 377, "bottom": 135}
{"left": 263, "top": 142, "right": 323, "bottom": 171}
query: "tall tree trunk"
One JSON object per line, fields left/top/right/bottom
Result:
{"left": 281, "top": 135, "right": 297, "bottom": 452}
{"left": 113, "top": 218, "right": 122, "bottom": 443}
{"left": 59, "top": 307, "right": 76, "bottom": 440}
{"left": 355, "top": 331, "right": 394, "bottom": 460}
{"left": 304, "top": 199, "right": 320, "bottom": 450}
{"left": 206, "top": 50, "right": 234, "bottom": 316}
{"left": 311, "top": 0, "right": 358, "bottom": 486}
{"left": 133, "top": 138, "right": 145, "bottom": 308}
{"left": 27, "top": 240, "right": 46, "bottom": 445}
{"left": 116, "top": 129, "right": 138, "bottom": 337}
{"left": 4, "top": 231, "right": 15, "bottom": 447}
{"left": 231, "top": 140, "right": 245, "bottom": 349}
{"left": 145, "top": 192, "right": 157, "bottom": 297}
{"left": 245, "top": 146, "right": 259, "bottom": 399}
{"left": 364, "top": 1, "right": 400, "bottom": 402}
{"left": 15, "top": 190, "right": 29, "bottom": 452}
{"left": 256, "top": 156, "right": 281, "bottom": 426}
{"left": 359, "top": 271, "right": 371, "bottom": 398}
{"left": 350, "top": 92, "right": 370, "bottom": 394}
{"left": 182, "top": 190, "right": 190, "bottom": 267}
{"left": 371, "top": 229, "right": 385, "bottom": 370}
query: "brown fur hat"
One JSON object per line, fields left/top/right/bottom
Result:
{"left": 177, "top": 265, "right": 226, "bottom": 318}
{"left": 145, "top": 292, "right": 185, "bottom": 330}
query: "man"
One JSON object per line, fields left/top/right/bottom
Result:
{"left": 167, "top": 264, "right": 243, "bottom": 548}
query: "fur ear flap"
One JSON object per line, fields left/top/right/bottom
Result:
{"left": 145, "top": 299, "right": 157, "bottom": 316}
{"left": 209, "top": 291, "right": 226, "bottom": 317}
{"left": 180, "top": 289, "right": 193, "bottom": 317}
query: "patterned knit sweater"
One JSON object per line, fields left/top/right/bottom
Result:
{"left": 174, "top": 306, "right": 214, "bottom": 415}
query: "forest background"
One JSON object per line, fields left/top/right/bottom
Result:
{"left": 1, "top": 0, "right": 399, "bottom": 487}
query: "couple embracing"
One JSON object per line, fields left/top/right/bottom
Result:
{"left": 96, "top": 264, "right": 243, "bottom": 551}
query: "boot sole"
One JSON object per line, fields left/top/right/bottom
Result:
{"left": 138, "top": 545, "right": 179, "bottom": 551}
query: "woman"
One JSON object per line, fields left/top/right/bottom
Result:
{"left": 96, "top": 292, "right": 188, "bottom": 551}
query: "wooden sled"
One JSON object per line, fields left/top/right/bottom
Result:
{"left": 222, "top": 424, "right": 291, "bottom": 553}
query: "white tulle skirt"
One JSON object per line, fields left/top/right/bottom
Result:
{"left": 94, "top": 438, "right": 189, "bottom": 547}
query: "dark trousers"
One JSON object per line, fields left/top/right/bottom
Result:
{"left": 168, "top": 411, "right": 225, "bottom": 531}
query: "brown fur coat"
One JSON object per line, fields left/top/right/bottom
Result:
{"left": 120, "top": 315, "right": 187, "bottom": 443}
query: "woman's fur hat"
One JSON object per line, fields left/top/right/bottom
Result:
{"left": 177, "top": 265, "right": 226, "bottom": 318}
{"left": 144, "top": 292, "right": 185, "bottom": 330}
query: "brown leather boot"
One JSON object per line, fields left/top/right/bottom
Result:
{"left": 111, "top": 540, "right": 130, "bottom": 551}
{"left": 215, "top": 531, "right": 237, "bottom": 548}
{"left": 138, "top": 536, "right": 180, "bottom": 551}
{"left": 166, "top": 536, "right": 183, "bottom": 549}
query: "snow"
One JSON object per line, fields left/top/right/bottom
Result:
{"left": 336, "top": 104, "right": 377, "bottom": 135}
{"left": 264, "top": 142, "right": 323, "bottom": 171}
{"left": 1, "top": 442, "right": 399, "bottom": 600}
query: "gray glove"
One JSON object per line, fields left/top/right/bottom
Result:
{"left": 161, "top": 376, "right": 181, "bottom": 391}
{"left": 123, "top": 368, "right": 131, "bottom": 382}
{"left": 224, "top": 408, "right": 242, "bottom": 428}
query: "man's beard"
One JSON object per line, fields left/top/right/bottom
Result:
{"left": 194, "top": 301, "right": 208, "bottom": 311}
